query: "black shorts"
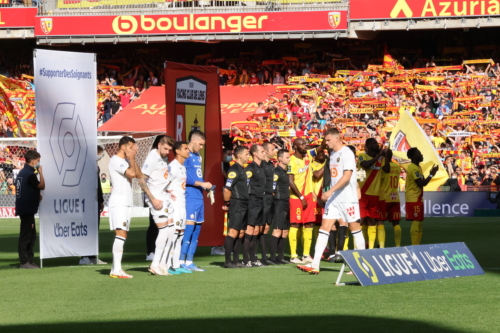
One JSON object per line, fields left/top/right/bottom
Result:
{"left": 248, "top": 195, "right": 264, "bottom": 226}
{"left": 273, "top": 199, "right": 290, "bottom": 230}
{"left": 228, "top": 199, "right": 248, "bottom": 231}
{"left": 263, "top": 194, "right": 274, "bottom": 225}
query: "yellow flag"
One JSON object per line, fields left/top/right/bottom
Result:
{"left": 389, "top": 107, "right": 448, "bottom": 191}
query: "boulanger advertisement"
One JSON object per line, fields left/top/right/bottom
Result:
{"left": 34, "top": 49, "right": 98, "bottom": 259}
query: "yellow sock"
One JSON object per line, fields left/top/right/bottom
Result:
{"left": 297, "top": 227, "right": 303, "bottom": 252}
{"left": 302, "top": 227, "right": 313, "bottom": 257}
{"left": 344, "top": 231, "right": 350, "bottom": 250}
{"left": 313, "top": 225, "right": 319, "bottom": 244}
{"left": 377, "top": 225, "right": 386, "bottom": 248}
{"left": 289, "top": 227, "right": 299, "bottom": 258}
{"left": 368, "top": 226, "right": 377, "bottom": 249}
{"left": 393, "top": 225, "right": 402, "bottom": 247}
{"left": 361, "top": 225, "right": 368, "bottom": 244}
{"left": 418, "top": 222, "right": 423, "bottom": 244}
{"left": 410, "top": 221, "right": 422, "bottom": 245}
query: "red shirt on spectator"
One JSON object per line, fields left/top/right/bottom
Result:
{"left": 120, "top": 93, "right": 131, "bottom": 108}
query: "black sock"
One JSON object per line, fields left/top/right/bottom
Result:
{"left": 259, "top": 233, "right": 268, "bottom": 260}
{"left": 277, "top": 236, "right": 287, "bottom": 261}
{"left": 337, "top": 226, "right": 348, "bottom": 254}
{"left": 224, "top": 236, "right": 235, "bottom": 264}
{"left": 329, "top": 230, "right": 337, "bottom": 255}
{"left": 250, "top": 235, "right": 258, "bottom": 262}
{"left": 269, "top": 235, "right": 279, "bottom": 260}
{"left": 233, "top": 237, "right": 243, "bottom": 264}
{"left": 243, "top": 233, "right": 252, "bottom": 264}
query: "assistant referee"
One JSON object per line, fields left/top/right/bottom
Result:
{"left": 222, "top": 146, "right": 250, "bottom": 269}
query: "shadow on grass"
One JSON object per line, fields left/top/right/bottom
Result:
{"left": 0, "top": 315, "right": 469, "bottom": 333}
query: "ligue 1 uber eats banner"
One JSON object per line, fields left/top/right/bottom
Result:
{"left": 34, "top": 11, "right": 347, "bottom": 36}
{"left": 342, "top": 242, "right": 484, "bottom": 286}
{"left": 35, "top": 49, "right": 98, "bottom": 259}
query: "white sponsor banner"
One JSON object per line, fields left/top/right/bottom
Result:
{"left": 35, "top": 49, "right": 98, "bottom": 259}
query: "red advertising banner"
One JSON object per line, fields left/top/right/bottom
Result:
{"left": 0, "top": 7, "right": 36, "bottom": 28}
{"left": 351, "top": 0, "right": 500, "bottom": 20}
{"left": 35, "top": 10, "right": 347, "bottom": 36}
{"left": 165, "top": 62, "right": 224, "bottom": 246}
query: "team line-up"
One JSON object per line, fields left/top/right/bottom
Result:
{"left": 105, "top": 129, "right": 434, "bottom": 277}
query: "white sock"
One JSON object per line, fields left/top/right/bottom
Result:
{"left": 312, "top": 230, "right": 329, "bottom": 269}
{"left": 159, "top": 224, "right": 176, "bottom": 269}
{"left": 152, "top": 226, "right": 169, "bottom": 267}
{"left": 112, "top": 236, "right": 126, "bottom": 273}
{"left": 185, "top": 260, "right": 193, "bottom": 266}
{"left": 352, "top": 230, "right": 366, "bottom": 250}
{"left": 172, "top": 231, "right": 184, "bottom": 269}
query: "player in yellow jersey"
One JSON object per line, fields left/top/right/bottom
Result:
{"left": 377, "top": 149, "right": 402, "bottom": 247}
{"left": 406, "top": 148, "right": 438, "bottom": 245}
{"left": 310, "top": 150, "right": 326, "bottom": 245}
{"left": 358, "top": 138, "right": 389, "bottom": 249}
{"left": 288, "top": 138, "right": 326, "bottom": 264}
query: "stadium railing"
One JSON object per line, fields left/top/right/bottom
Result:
{"left": 465, "top": 185, "right": 500, "bottom": 192}
{"left": 37, "top": 0, "right": 348, "bottom": 16}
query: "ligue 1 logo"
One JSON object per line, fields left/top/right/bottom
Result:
{"left": 327, "top": 12, "right": 341, "bottom": 29}
{"left": 40, "top": 18, "right": 53, "bottom": 35}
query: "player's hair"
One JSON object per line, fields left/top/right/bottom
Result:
{"left": 173, "top": 141, "right": 188, "bottom": 156}
{"left": 347, "top": 145, "right": 356, "bottom": 155}
{"left": 249, "top": 144, "right": 261, "bottom": 157}
{"left": 97, "top": 145, "right": 104, "bottom": 153}
{"left": 189, "top": 130, "right": 206, "bottom": 142}
{"left": 324, "top": 128, "right": 340, "bottom": 137}
{"left": 365, "top": 137, "right": 377, "bottom": 145}
{"left": 234, "top": 146, "right": 248, "bottom": 158}
{"left": 292, "top": 138, "right": 304, "bottom": 147}
{"left": 159, "top": 135, "right": 175, "bottom": 148}
{"left": 277, "top": 149, "right": 289, "bottom": 159}
{"left": 262, "top": 142, "right": 273, "bottom": 151}
{"left": 25, "top": 150, "right": 40, "bottom": 163}
{"left": 119, "top": 136, "right": 136, "bottom": 148}
{"left": 407, "top": 147, "right": 419, "bottom": 159}
{"left": 151, "top": 135, "right": 165, "bottom": 150}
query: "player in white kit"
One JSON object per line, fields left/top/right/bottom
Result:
{"left": 138, "top": 135, "right": 176, "bottom": 276}
{"left": 161, "top": 141, "right": 191, "bottom": 275}
{"left": 297, "top": 128, "right": 366, "bottom": 275}
{"left": 108, "top": 136, "right": 142, "bottom": 279}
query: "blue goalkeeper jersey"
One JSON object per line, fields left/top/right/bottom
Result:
{"left": 185, "top": 151, "right": 204, "bottom": 201}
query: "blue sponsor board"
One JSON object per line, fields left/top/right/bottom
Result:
{"left": 340, "top": 242, "right": 484, "bottom": 286}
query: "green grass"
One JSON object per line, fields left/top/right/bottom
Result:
{"left": 1, "top": 217, "right": 499, "bottom": 333}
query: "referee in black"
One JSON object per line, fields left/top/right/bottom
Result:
{"left": 269, "top": 149, "right": 291, "bottom": 265}
{"left": 244, "top": 144, "right": 267, "bottom": 267}
{"left": 223, "top": 146, "right": 250, "bottom": 268}
{"left": 15, "top": 150, "right": 45, "bottom": 269}
{"left": 259, "top": 142, "right": 276, "bottom": 265}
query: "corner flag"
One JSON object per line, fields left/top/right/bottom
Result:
{"left": 389, "top": 107, "right": 448, "bottom": 191}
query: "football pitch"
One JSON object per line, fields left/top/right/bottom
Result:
{"left": 0, "top": 217, "right": 499, "bottom": 333}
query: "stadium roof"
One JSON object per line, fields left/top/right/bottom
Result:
{"left": 98, "top": 85, "right": 278, "bottom": 133}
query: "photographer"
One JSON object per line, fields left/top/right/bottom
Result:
{"left": 15, "top": 150, "right": 45, "bottom": 269}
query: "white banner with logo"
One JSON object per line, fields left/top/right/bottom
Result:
{"left": 35, "top": 49, "right": 98, "bottom": 259}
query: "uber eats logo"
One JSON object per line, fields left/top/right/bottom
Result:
{"left": 49, "top": 103, "right": 88, "bottom": 187}
{"left": 353, "top": 252, "right": 379, "bottom": 283}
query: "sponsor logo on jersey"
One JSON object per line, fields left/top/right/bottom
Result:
{"left": 228, "top": 172, "right": 236, "bottom": 178}
{"left": 273, "top": 174, "right": 278, "bottom": 181}
{"left": 246, "top": 171, "right": 253, "bottom": 178}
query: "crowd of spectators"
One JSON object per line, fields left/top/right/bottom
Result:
{"left": 1, "top": 39, "right": 500, "bottom": 190}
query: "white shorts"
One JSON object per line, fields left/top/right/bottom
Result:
{"left": 149, "top": 198, "right": 171, "bottom": 224}
{"left": 109, "top": 206, "right": 133, "bottom": 231}
{"left": 170, "top": 202, "right": 186, "bottom": 230}
{"left": 323, "top": 201, "right": 360, "bottom": 223}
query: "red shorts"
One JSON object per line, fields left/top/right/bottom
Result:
{"left": 314, "top": 205, "right": 324, "bottom": 224}
{"left": 290, "top": 193, "right": 316, "bottom": 223}
{"left": 386, "top": 202, "right": 401, "bottom": 221}
{"left": 359, "top": 194, "right": 380, "bottom": 219}
{"left": 377, "top": 200, "right": 387, "bottom": 221}
{"left": 406, "top": 202, "right": 424, "bottom": 221}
